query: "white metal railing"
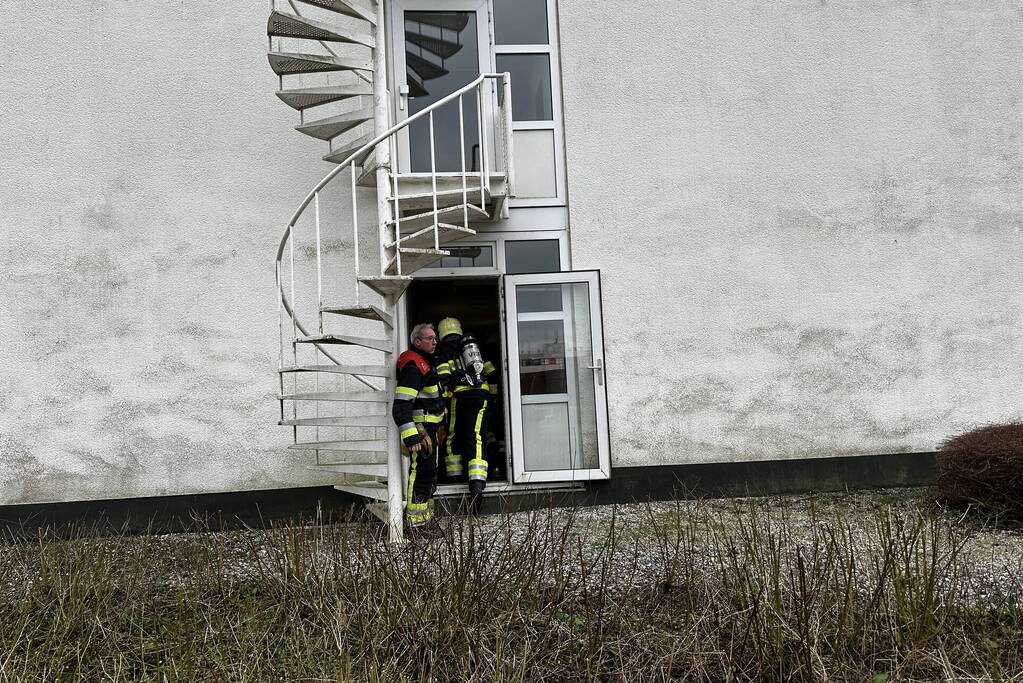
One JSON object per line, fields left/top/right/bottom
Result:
{"left": 275, "top": 72, "right": 513, "bottom": 381}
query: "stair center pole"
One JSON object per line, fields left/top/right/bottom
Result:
{"left": 372, "top": 0, "right": 405, "bottom": 545}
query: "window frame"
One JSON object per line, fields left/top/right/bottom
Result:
{"left": 492, "top": 0, "right": 566, "bottom": 207}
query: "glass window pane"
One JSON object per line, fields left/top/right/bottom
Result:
{"left": 517, "top": 319, "right": 567, "bottom": 395}
{"left": 496, "top": 54, "right": 553, "bottom": 121}
{"left": 517, "top": 284, "right": 562, "bottom": 313}
{"left": 505, "top": 239, "right": 559, "bottom": 274}
{"left": 516, "top": 281, "right": 599, "bottom": 472}
{"left": 405, "top": 12, "right": 480, "bottom": 171}
{"left": 494, "top": 0, "right": 548, "bottom": 45}
{"left": 522, "top": 402, "right": 571, "bottom": 471}
{"left": 511, "top": 129, "right": 558, "bottom": 198}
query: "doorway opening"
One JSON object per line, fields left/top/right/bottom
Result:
{"left": 405, "top": 276, "right": 508, "bottom": 486}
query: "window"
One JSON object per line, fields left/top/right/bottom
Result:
{"left": 494, "top": 0, "right": 548, "bottom": 44}
{"left": 496, "top": 54, "right": 553, "bottom": 121}
{"left": 492, "top": 0, "right": 563, "bottom": 204}
{"left": 505, "top": 239, "right": 560, "bottom": 274}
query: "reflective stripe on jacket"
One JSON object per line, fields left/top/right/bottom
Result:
{"left": 392, "top": 351, "right": 445, "bottom": 448}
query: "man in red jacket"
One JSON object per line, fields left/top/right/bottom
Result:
{"left": 392, "top": 322, "right": 445, "bottom": 538}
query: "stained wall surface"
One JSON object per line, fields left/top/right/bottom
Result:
{"left": 558, "top": 0, "right": 1023, "bottom": 465}
{"left": 0, "top": 0, "right": 378, "bottom": 504}
{"left": 4, "top": 1, "right": 1022, "bottom": 505}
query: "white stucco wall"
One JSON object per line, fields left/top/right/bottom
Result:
{"left": 0, "top": 0, "right": 373, "bottom": 504}
{"left": 3, "top": 0, "right": 1022, "bottom": 505}
{"left": 558, "top": 0, "right": 1023, "bottom": 465}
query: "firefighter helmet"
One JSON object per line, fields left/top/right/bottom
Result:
{"left": 438, "top": 316, "right": 462, "bottom": 340}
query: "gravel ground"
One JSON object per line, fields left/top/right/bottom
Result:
{"left": 462, "top": 488, "right": 1023, "bottom": 601}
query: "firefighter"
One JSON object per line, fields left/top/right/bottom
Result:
{"left": 435, "top": 317, "right": 499, "bottom": 512}
{"left": 392, "top": 322, "right": 445, "bottom": 538}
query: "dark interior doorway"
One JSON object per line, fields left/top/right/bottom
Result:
{"left": 405, "top": 277, "right": 507, "bottom": 484}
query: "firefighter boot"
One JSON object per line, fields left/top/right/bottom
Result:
{"left": 467, "top": 479, "right": 485, "bottom": 516}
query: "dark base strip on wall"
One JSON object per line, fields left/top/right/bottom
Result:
{"left": 0, "top": 451, "right": 934, "bottom": 538}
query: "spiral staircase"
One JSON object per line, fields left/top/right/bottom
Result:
{"left": 267, "top": 0, "right": 514, "bottom": 541}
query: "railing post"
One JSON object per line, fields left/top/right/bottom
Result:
{"left": 371, "top": 0, "right": 404, "bottom": 545}
{"left": 459, "top": 94, "right": 468, "bottom": 229}
{"left": 502, "top": 73, "right": 515, "bottom": 198}
{"left": 429, "top": 111, "right": 439, "bottom": 250}
{"left": 476, "top": 86, "right": 486, "bottom": 207}
{"left": 314, "top": 192, "right": 323, "bottom": 333}
{"left": 350, "top": 165, "right": 360, "bottom": 305}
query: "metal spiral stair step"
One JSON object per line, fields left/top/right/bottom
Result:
{"left": 280, "top": 390, "right": 389, "bottom": 402}
{"left": 389, "top": 204, "right": 488, "bottom": 231}
{"left": 385, "top": 247, "right": 449, "bottom": 275}
{"left": 280, "top": 414, "right": 389, "bottom": 427}
{"left": 294, "top": 0, "right": 375, "bottom": 23}
{"left": 323, "top": 134, "right": 375, "bottom": 163}
{"left": 358, "top": 275, "right": 413, "bottom": 297}
{"left": 276, "top": 84, "right": 373, "bottom": 110}
{"left": 279, "top": 363, "right": 390, "bottom": 377}
{"left": 268, "top": 51, "right": 372, "bottom": 76}
{"left": 267, "top": 11, "right": 374, "bottom": 48}
{"left": 393, "top": 186, "right": 490, "bottom": 212}
{"left": 335, "top": 482, "right": 389, "bottom": 501}
{"left": 296, "top": 107, "right": 374, "bottom": 140}
{"left": 386, "top": 223, "right": 475, "bottom": 249}
{"left": 308, "top": 462, "right": 388, "bottom": 476}
{"left": 320, "top": 304, "right": 392, "bottom": 327}
{"left": 289, "top": 439, "right": 388, "bottom": 452}
{"left": 296, "top": 333, "right": 390, "bottom": 352}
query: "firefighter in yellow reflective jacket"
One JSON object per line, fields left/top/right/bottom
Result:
{"left": 435, "top": 317, "right": 499, "bottom": 510}
{"left": 392, "top": 322, "right": 445, "bottom": 537}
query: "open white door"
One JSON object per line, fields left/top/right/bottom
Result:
{"left": 504, "top": 271, "right": 610, "bottom": 483}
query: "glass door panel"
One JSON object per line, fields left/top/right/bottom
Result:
{"left": 505, "top": 271, "right": 610, "bottom": 482}
{"left": 392, "top": 1, "right": 490, "bottom": 173}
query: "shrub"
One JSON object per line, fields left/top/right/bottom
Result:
{"left": 934, "top": 423, "right": 1023, "bottom": 519}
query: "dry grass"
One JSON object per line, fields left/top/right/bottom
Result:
{"left": 1, "top": 494, "right": 1022, "bottom": 681}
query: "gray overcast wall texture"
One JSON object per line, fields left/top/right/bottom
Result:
{"left": 560, "top": 1, "right": 1022, "bottom": 464}
{"left": 2, "top": 0, "right": 1022, "bottom": 503}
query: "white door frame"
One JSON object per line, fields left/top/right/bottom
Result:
{"left": 504, "top": 270, "right": 610, "bottom": 483}
{"left": 389, "top": 0, "right": 494, "bottom": 173}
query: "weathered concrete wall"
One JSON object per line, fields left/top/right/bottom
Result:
{"left": 0, "top": 0, "right": 371, "bottom": 503}
{"left": 559, "top": 0, "right": 1023, "bottom": 465}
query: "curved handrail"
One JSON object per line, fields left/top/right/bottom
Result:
{"left": 276, "top": 71, "right": 506, "bottom": 265}
{"left": 275, "top": 72, "right": 510, "bottom": 369}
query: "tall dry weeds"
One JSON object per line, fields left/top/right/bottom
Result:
{"left": 0, "top": 498, "right": 1020, "bottom": 681}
